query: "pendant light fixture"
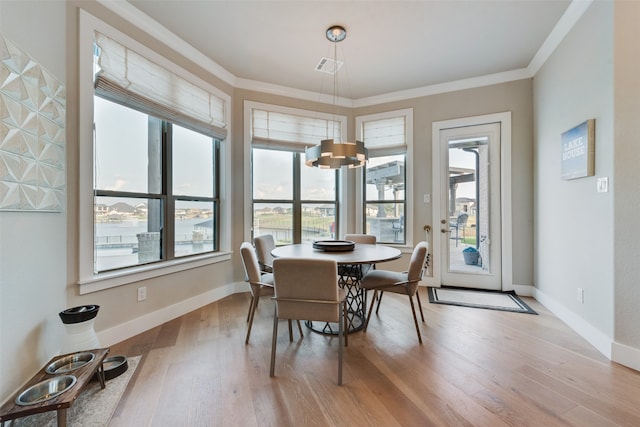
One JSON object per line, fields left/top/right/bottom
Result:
{"left": 305, "top": 25, "right": 368, "bottom": 169}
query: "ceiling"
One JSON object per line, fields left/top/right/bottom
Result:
{"left": 123, "top": 0, "right": 574, "bottom": 102}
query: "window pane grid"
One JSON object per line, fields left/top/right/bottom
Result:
{"left": 364, "top": 153, "right": 406, "bottom": 244}
{"left": 252, "top": 149, "right": 338, "bottom": 244}
{"left": 93, "top": 96, "right": 220, "bottom": 273}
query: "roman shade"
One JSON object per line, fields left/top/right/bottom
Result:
{"left": 94, "top": 31, "right": 227, "bottom": 139}
{"left": 362, "top": 115, "right": 406, "bottom": 155}
{"left": 251, "top": 108, "right": 342, "bottom": 153}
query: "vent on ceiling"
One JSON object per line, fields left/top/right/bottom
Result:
{"left": 315, "top": 57, "right": 343, "bottom": 74}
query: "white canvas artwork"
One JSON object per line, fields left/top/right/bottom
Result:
{"left": 0, "top": 34, "right": 66, "bottom": 212}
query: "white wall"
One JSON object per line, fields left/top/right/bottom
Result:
{"left": 533, "top": 1, "right": 614, "bottom": 355}
{"left": 0, "top": 0, "right": 68, "bottom": 402}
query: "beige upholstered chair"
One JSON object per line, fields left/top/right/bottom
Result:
{"left": 253, "top": 234, "right": 275, "bottom": 273}
{"left": 240, "top": 242, "right": 302, "bottom": 344}
{"left": 270, "top": 257, "right": 348, "bottom": 385}
{"left": 344, "top": 234, "right": 376, "bottom": 244}
{"left": 342, "top": 234, "right": 377, "bottom": 278}
{"left": 361, "top": 241, "right": 429, "bottom": 343}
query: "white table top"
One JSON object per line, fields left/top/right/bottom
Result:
{"left": 271, "top": 243, "right": 401, "bottom": 265}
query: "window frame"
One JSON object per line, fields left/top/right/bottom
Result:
{"left": 251, "top": 149, "right": 339, "bottom": 244}
{"left": 355, "top": 109, "right": 414, "bottom": 247}
{"left": 244, "top": 101, "right": 348, "bottom": 243}
{"left": 93, "top": 104, "right": 221, "bottom": 270}
{"left": 78, "top": 11, "right": 232, "bottom": 294}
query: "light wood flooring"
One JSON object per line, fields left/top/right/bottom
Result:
{"left": 108, "top": 288, "right": 640, "bottom": 426}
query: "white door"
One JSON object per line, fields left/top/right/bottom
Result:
{"left": 436, "top": 122, "right": 502, "bottom": 290}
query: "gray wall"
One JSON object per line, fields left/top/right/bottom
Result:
{"left": 533, "top": 2, "right": 614, "bottom": 342}
{"left": 613, "top": 1, "right": 640, "bottom": 351}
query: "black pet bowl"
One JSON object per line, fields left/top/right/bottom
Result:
{"left": 59, "top": 305, "right": 100, "bottom": 324}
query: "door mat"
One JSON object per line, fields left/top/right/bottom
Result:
{"left": 427, "top": 287, "right": 537, "bottom": 314}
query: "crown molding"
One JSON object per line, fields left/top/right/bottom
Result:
{"left": 96, "top": 0, "right": 589, "bottom": 107}
{"left": 353, "top": 68, "right": 532, "bottom": 108}
{"left": 527, "top": 0, "right": 593, "bottom": 75}
{"left": 96, "top": 0, "right": 236, "bottom": 87}
{"left": 235, "top": 78, "right": 354, "bottom": 108}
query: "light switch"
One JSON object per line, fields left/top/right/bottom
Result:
{"left": 597, "top": 177, "right": 608, "bottom": 193}
{"left": 424, "top": 194, "right": 430, "bottom": 203}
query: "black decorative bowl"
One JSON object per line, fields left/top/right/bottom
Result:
{"left": 312, "top": 240, "right": 355, "bottom": 252}
{"left": 59, "top": 305, "right": 100, "bottom": 324}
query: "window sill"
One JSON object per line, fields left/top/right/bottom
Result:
{"left": 78, "top": 251, "right": 232, "bottom": 295}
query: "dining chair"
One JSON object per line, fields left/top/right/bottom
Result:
{"left": 270, "top": 257, "right": 348, "bottom": 385}
{"left": 240, "top": 242, "right": 302, "bottom": 344}
{"left": 342, "top": 234, "right": 377, "bottom": 279}
{"left": 361, "top": 241, "right": 429, "bottom": 343}
{"left": 253, "top": 234, "right": 276, "bottom": 273}
{"left": 450, "top": 213, "right": 469, "bottom": 247}
{"left": 344, "top": 234, "right": 376, "bottom": 244}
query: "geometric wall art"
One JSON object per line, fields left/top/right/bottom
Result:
{"left": 0, "top": 33, "right": 66, "bottom": 211}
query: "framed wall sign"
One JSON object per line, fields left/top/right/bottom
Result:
{"left": 561, "top": 119, "right": 595, "bottom": 180}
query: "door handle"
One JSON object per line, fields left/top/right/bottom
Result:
{"left": 441, "top": 228, "right": 449, "bottom": 234}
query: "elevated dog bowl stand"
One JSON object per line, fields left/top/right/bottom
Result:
{"left": 0, "top": 348, "right": 109, "bottom": 427}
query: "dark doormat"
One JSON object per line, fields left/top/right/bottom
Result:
{"left": 427, "top": 287, "right": 537, "bottom": 314}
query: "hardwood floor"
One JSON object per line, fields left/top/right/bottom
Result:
{"left": 108, "top": 288, "right": 640, "bottom": 426}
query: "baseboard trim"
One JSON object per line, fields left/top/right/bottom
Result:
{"left": 533, "top": 288, "right": 612, "bottom": 359}
{"left": 97, "top": 282, "right": 248, "bottom": 347}
{"left": 511, "top": 283, "right": 533, "bottom": 297}
{"left": 612, "top": 341, "right": 640, "bottom": 371}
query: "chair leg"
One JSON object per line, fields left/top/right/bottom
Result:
{"left": 343, "top": 302, "right": 348, "bottom": 347}
{"left": 288, "top": 320, "right": 293, "bottom": 342}
{"left": 246, "top": 295, "right": 255, "bottom": 322}
{"left": 270, "top": 306, "right": 279, "bottom": 377}
{"left": 408, "top": 295, "right": 423, "bottom": 344}
{"left": 296, "top": 320, "right": 304, "bottom": 338}
{"left": 364, "top": 290, "right": 378, "bottom": 332}
{"left": 375, "top": 290, "right": 384, "bottom": 314}
{"left": 245, "top": 295, "right": 259, "bottom": 344}
{"left": 338, "top": 301, "right": 344, "bottom": 385}
{"left": 416, "top": 290, "right": 425, "bottom": 322}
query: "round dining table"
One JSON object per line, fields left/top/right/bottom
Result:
{"left": 271, "top": 242, "right": 402, "bottom": 334}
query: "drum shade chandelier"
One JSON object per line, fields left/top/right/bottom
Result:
{"left": 305, "top": 25, "right": 368, "bottom": 169}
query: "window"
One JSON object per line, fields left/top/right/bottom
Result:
{"left": 357, "top": 110, "right": 413, "bottom": 245}
{"left": 248, "top": 104, "right": 341, "bottom": 244}
{"left": 94, "top": 97, "right": 220, "bottom": 272}
{"left": 78, "top": 13, "right": 231, "bottom": 290}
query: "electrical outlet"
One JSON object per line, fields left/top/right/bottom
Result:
{"left": 137, "top": 286, "right": 147, "bottom": 302}
{"left": 577, "top": 288, "right": 584, "bottom": 304}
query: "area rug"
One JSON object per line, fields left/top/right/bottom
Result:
{"left": 428, "top": 287, "right": 537, "bottom": 314}
{"left": 13, "top": 355, "right": 140, "bottom": 426}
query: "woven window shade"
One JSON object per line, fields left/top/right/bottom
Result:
{"left": 251, "top": 109, "right": 341, "bottom": 152}
{"left": 94, "top": 31, "right": 227, "bottom": 139}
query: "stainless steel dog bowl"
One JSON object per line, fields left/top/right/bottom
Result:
{"left": 45, "top": 352, "right": 95, "bottom": 374}
{"left": 15, "top": 375, "right": 77, "bottom": 406}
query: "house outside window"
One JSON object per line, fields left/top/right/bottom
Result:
{"left": 356, "top": 110, "right": 413, "bottom": 245}
{"left": 93, "top": 96, "right": 220, "bottom": 272}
